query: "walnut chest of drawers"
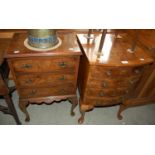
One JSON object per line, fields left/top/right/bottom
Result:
{"left": 77, "top": 33, "right": 153, "bottom": 124}
{"left": 5, "top": 32, "right": 81, "bottom": 122}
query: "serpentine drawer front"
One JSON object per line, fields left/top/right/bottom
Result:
{"left": 77, "top": 32, "right": 153, "bottom": 124}
{"left": 5, "top": 32, "right": 81, "bottom": 122}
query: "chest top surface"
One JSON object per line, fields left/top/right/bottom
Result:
{"left": 135, "top": 30, "right": 155, "bottom": 59}
{"left": 127, "top": 30, "right": 155, "bottom": 50}
{"left": 77, "top": 33, "right": 153, "bottom": 67}
{"left": 5, "top": 32, "right": 81, "bottom": 59}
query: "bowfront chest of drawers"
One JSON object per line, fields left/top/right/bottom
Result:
{"left": 5, "top": 32, "right": 81, "bottom": 122}
{"left": 77, "top": 33, "right": 153, "bottom": 124}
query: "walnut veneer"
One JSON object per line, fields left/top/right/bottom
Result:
{"left": 5, "top": 32, "right": 81, "bottom": 122}
{"left": 77, "top": 32, "right": 153, "bottom": 124}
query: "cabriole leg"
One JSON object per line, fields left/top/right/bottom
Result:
{"left": 117, "top": 104, "right": 127, "bottom": 120}
{"left": 19, "top": 100, "right": 30, "bottom": 122}
{"left": 68, "top": 96, "right": 78, "bottom": 116}
{"left": 78, "top": 110, "right": 85, "bottom": 124}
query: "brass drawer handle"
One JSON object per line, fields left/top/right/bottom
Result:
{"left": 120, "top": 96, "right": 125, "bottom": 101}
{"left": 110, "top": 91, "right": 116, "bottom": 97}
{"left": 99, "top": 91, "right": 104, "bottom": 97}
{"left": 25, "top": 79, "right": 33, "bottom": 84}
{"left": 129, "top": 78, "right": 139, "bottom": 84}
{"left": 101, "top": 81, "right": 108, "bottom": 88}
{"left": 59, "top": 75, "right": 66, "bottom": 81}
{"left": 134, "top": 69, "right": 141, "bottom": 74}
{"left": 22, "top": 64, "right": 32, "bottom": 69}
{"left": 129, "top": 79, "right": 134, "bottom": 84}
{"left": 29, "top": 89, "right": 37, "bottom": 96}
{"left": 58, "top": 62, "right": 67, "bottom": 68}
{"left": 106, "top": 70, "right": 112, "bottom": 76}
{"left": 125, "top": 90, "right": 129, "bottom": 94}
{"left": 96, "top": 101, "right": 102, "bottom": 105}
{"left": 60, "top": 89, "right": 66, "bottom": 93}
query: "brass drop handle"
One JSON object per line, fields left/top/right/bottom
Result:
{"left": 125, "top": 90, "right": 129, "bottom": 94}
{"left": 59, "top": 75, "right": 66, "bottom": 81}
{"left": 29, "top": 89, "right": 37, "bottom": 96}
{"left": 96, "top": 101, "right": 103, "bottom": 105}
{"left": 22, "top": 64, "right": 32, "bottom": 69}
{"left": 99, "top": 91, "right": 104, "bottom": 97}
{"left": 129, "top": 78, "right": 139, "bottom": 84}
{"left": 129, "top": 79, "right": 134, "bottom": 84}
{"left": 60, "top": 89, "right": 66, "bottom": 93}
{"left": 25, "top": 79, "right": 33, "bottom": 84}
{"left": 58, "top": 62, "right": 67, "bottom": 68}
{"left": 101, "top": 81, "right": 108, "bottom": 88}
{"left": 120, "top": 96, "right": 125, "bottom": 101}
{"left": 134, "top": 69, "right": 141, "bottom": 74}
{"left": 110, "top": 91, "right": 116, "bottom": 97}
{"left": 106, "top": 70, "right": 112, "bottom": 76}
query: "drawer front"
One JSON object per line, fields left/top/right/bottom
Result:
{"left": 19, "top": 86, "right": 75, "bottom": 98}
{"left": 12, "top": 57, "right": 78, "bottom": 73}
{"left": 90, "top": 66, "right": 144, "bottom": 79}
{"left": 86, "top": 88, "right": 127, "bottom": 98}
{"left": 88, "top": 75, "right": 141, "bottom": 89}
{"left": 16, "top": 73, "right": 75, "bottom": 88}
{"left": 84, "top": 97, "right": 121, "bottom": 106}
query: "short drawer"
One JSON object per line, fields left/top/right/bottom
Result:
{"left": 90, "top": 66, "right": 144, "bottom": 79}
{"left": 84, "top": 97, "right": 121, "bottom": 106}
{"left": 86, "top": 88, "right": 127, "bottom": 98}
{"left": 12, "top": 57, "right": 78, "bottom": 73}
{"left": 19, "top": 86, "right": 75, "bottom": 98}
{"left": 16, "top": 73, "right": 75, "bottom": 88}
